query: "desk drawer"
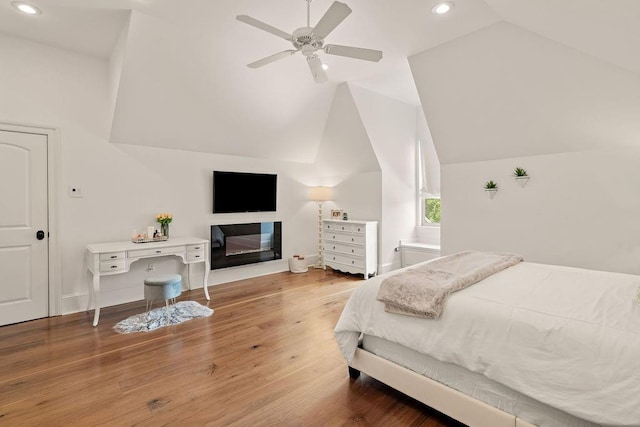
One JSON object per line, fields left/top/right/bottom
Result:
{"left": 186, "top": 251, "right": 205, "bottom": 262}
{"left": 128, "top": 246, "right": 185, "bottom": 258}
{"left": 99, "top": 251, "right": 125, "bottom": 261}
{"left": 100, "top": 260, "right": 126, "bottom": 273}
{"left": 187, "top": 244, "right": 205, "bottom": 252}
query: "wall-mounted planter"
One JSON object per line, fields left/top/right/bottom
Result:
{"left": 485, "top": 189, "right": 498, "bottom": 199}
{"left": 514, "top": 176, "right": 530, "bottom": 188}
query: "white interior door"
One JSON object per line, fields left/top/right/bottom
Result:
{"left": 0, "top": 130, "right": 49, "bottom": 326}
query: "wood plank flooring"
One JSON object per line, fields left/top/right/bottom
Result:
{"left": 0, "top": 269, "right": 465, "bottom": 426}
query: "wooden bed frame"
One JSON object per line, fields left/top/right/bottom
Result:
{"left": 348, "top": 347, "right": 537, "bottom": 427}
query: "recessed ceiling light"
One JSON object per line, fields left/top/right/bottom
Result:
{"left": 11, "top": 1, "right": 42, "bottom": 15}
{"left": 432, "top": 1, "right": 454, "bottom": 15}
{"left": 322, "top": 64, "right": 329, "bottom": 71}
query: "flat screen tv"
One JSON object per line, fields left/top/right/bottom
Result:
{"left": 212, "top": 171, "right": 277, "bottom": 213}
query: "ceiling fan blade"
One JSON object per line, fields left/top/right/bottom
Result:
{"left": 312, "top": 1, "right": 352, "bottom": 39}
{"left": 236, "top": 15, "right": 292, "bottom": 41}
{"left": 307, "top": 55, "right": 328, "bottom": 84}
{"left": 247, "top": 50, "right": 298, "bottom": 68}
{"left": 324, "top": 44, "right": 383, "bottom": 62}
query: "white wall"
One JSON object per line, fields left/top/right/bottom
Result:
{"left": 410, "top": 21, "right": 640, "bottom": 274}
{"left": 315, "top": 83, "right": 421, "bottom": 274}
{"left": 349, "top": 85, "right": 418, "bottom": 272}
{"left": 410, "top": 22, "right": 640, "bottom": 165}
{"left": 442, "top": 148, "right": 640, "bottom": 274}
{"left": 1, "top": 29, "right": 425, "bottom": 317}
{"left": 0, "top": 34, "right": 321, "bottom": 314}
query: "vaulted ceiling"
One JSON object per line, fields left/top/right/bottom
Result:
{"left": 1, "top": 0, "right": 639, "bottom": 163}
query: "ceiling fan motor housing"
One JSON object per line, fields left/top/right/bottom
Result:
{"left": 292, "top": 27, "right": 323, "bottom": 55}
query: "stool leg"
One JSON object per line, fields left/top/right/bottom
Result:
{"left": 165, "top": 299, "right": 170, "bottom": 322}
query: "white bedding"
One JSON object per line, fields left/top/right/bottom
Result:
{"left": 334, "top": 261, "right": 640, "bottom": 426}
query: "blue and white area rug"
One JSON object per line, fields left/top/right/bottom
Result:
{"left": 113, "top": 301, "right": 214, "bottom": 334}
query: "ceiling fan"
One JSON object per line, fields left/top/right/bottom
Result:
{"left": 237, "top": 0, "right": 383, "bottom": 83}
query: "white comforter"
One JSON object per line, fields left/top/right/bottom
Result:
{"left": 334, "top": 261, "right": 640, "bottom": 426}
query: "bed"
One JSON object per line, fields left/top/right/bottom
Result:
{"left": 334, "top": 252, "right": 640, "bottom": 427}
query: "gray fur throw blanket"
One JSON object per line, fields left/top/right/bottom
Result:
{"left": 376, "top": 251, "right": 523, "bottom": 319}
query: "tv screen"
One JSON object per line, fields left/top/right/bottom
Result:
{"left": 213, "top": 171, "right": 277, "bottom": 213}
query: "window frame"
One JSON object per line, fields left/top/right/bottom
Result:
{"left": 417, "top": 139, "right": 440, "bottom": 227}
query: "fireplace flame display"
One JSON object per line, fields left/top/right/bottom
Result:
{"left": 211, "top": 222, "right": 282, "bottom": 270}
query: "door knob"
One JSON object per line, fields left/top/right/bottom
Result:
{"left": 36, "top": 230, "right": 45, "bottom": 240}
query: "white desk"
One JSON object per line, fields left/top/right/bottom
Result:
{"left": 86, "top": 237, "right": 210, "bottom": 326}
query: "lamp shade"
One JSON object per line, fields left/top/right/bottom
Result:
{"left": 309, "top": 186, "right": 332, "bottom": 201}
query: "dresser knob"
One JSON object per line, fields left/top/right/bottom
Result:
{"left": 351, "top": 249, "right": 354, "bottom": 253}
{"left": 351, "top": 238, "right": 354, "bottom": 242}
{"left": 156, "top": 250, "right": 162, "bottom": 253}
{"left": 351, "top": 260, "right": 355, "bottom": 264}
{"left": 333, "top": 246, "right": 335, "bottom": 250}
{"left": 110, "top": 255, "right": 117, "bottom": 259}
{"left": 110, "top": 265, "right": 118, "bottom": 269}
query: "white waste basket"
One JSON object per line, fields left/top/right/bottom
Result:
{"left": 288, "top": 255, "right": 308, "bottom": 273}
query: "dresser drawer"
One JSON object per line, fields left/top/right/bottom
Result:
{"left": 99, "top": 260, "right": 126, "bottom": 273}
{"left": 325, "top": 253, "right": 364, "bottom": 268}
{"left": 186, "top": 251, "right": 205, "bottom": 262}
{"left": 326, "top": 222, "right": 362, "bottom": 233}
{"left": 324, "top": 233, "right": 365, "bottom": 245}
{"left": 128, "top": 246, "right": 185, "bottom": 258}
{"left": 324, "top": 242, "right": 365, "bottom": 257}
{"left": 99, "top": 251, "right": 125, "bottom": 261}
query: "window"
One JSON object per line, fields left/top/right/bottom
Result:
{"left": 424, "top": 197, "right": 441, "bottom": 224}
{"left": 417, "top": 137, "right": 441, "bottom": 226}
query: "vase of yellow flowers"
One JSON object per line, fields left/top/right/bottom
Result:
{"left": 156, "top": 213, "right": 173, "bottom": 238}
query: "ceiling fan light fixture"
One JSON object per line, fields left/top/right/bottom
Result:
{"left": 11, "top": 1, "right": 42, "bottom": 15}
{"left": 432, "top": 1, "right": 454, "bottom": 15}
{"left": 237, "top": 1, "right": 382, "bottom": 84}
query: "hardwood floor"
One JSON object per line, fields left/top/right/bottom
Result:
{"left": 0, "top": 269, "right": 465, "bottom": 426}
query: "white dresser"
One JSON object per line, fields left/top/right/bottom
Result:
{"left": 322, "top": 219, "right": 377, "bottom": 279}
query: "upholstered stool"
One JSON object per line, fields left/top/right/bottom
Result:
{"left": 144, "top": 274, "right": 182, "bottom": 316}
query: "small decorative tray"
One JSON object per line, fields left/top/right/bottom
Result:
{"left": 132, "top": 236, "right": 168, "bottom": 244}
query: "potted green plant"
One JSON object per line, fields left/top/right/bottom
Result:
{"left": 484, "top": 180, "right": 498, "bottom": 199}
{"left": 513, "top": 167, "right": 530, "bottom": 187}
